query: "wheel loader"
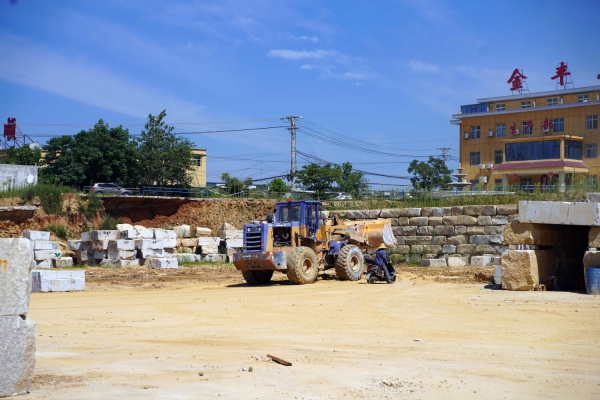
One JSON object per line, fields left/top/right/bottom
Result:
{"left": 232, "top": 199, "right": 397, "bottom": 285}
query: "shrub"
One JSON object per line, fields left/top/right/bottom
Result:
{"left": 99, "top": 215, "right": 124, "bottom": 230}
{"left": 79, "top": 192, "right": 102, "bottom": 219}
{"left": 45, "top": 223, "right": 71, "bottom": 240}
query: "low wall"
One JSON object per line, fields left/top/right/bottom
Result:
{"left": 0, "top": 164, "right": 39, "bottom": 189}
{"left": 323, "top": 204, "right": 519, "bottom": 264}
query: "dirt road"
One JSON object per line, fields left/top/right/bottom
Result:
{"left": 27, "top": 266, "right": 600, "bottom": 399}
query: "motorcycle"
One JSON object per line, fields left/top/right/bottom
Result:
{"left": 365, "top": 257, "right": 396, "bottom": 284}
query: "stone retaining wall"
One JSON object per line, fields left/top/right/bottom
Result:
{"left": 323, "top": 204, "right": 519, "bottom": 265}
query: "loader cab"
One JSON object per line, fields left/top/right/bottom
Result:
{"left": 275, "top": 200, "right": 321, "bottom": 237}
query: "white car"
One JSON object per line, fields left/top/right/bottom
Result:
{"left": 333, "top": 193, "right": 352, "bottom": 200}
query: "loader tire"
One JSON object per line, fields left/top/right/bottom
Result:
{"left": 242, "top": 270, "right": 273, "bottom": 285}
{"left": 334, "top": 245, "right": 364, "bottom": 281}
{"left": 286, "top": 247, "right": 318, "bottom": 284}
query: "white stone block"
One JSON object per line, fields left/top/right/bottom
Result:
{"left": 121, "top": 228, "right": 154, "bottom": 240}
{"left": 225, "top": 238, "right": 243, "bottom": 248}
{"left": 33, "top": 249, "right": 62, "bottom": 261}
{"left": 196, "top": 227, "right": 212, "bottom": 237}
{"left": 116, "top": 223, "right": 133, "bottom": 232}
{"left": 181, "top": 238, "right": 199, "bottom": 247}
{"left": 0, "top": 316, "right": 36, "bottom": 397}
{"left": 67, "top": 240, "right": 86, "bottom": 251}
{"left": 31, "top": 270, "right": 85, "bottom": 292}
{"left": 219, "top": 230, "right": 243, "bottom": 240}
{"left": 199, "top": 244, "right": 219, "bottom": 255}
{"left": 137, "top": 248, "right": 164, "bottom": 258}
{"left": 35, "top": 260, "right": 52, "bottom": 269}
{"left": 92, "top": 240, "right": 109, "bottom": 251}
{"left": 420, "top": 259, "right": 447, "bottom": 267}
{"left": 149, "top": 258, "right": 178, "bottom": 269}
{"left": 519, "top": 200, "right": 600, "bottom": 226}
{"left": 447, "top": 257, "right": 468, "bottom": 267}
{"left": 80, "top": 231, "right": 91, "bottom": 242}
{"left": 135, "top": 239, "right": 164, "bottom": 250}
{"left": 198, "top": 237, "right": 221, "bottom": 246}
{"left": 117, "top": 259, "right": 140, "bottom": 267}
{"left": 90, "top": 230, "right": 119, "bottom": 241}
{"left": 153, "top": 229, "right": 177, "bottom": 240}
{"left": 98, "top": 259, "right": 120, "bottom": 268}
{"left": 202, "top": 254, "right": 227, "bottom": 263}
{"left": 0, "top": 238, "right": 33, "bottom": 316}
{"left": 33, "top": 241, "right": 59, "bottom": 250}
{"left": 74, "top": 250, "right": 88, "bottom": 264}
{"left": 22, "top": 230, "right": 50, "bottom": 241}
{"left": 53, "top": 257, "right": 73, "bottom": 268}
{"left": 173, "top": 225, "right": 191, "bottom": 238}
{"left": 107, "top": 250, "right": 136, "bottom": 260}
{"left": 162, "top": 238, "right": 177, "bottom": 248}
{"left": 108, "top": 240, "right": 135, "bottom": 251}
{"left": 471, "top": 256, "right": 493, "bottom": 267}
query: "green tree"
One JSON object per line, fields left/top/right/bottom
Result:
{"left": 295, "top": 163, "right": 338, "bottom": 196}
{"left": 407, "top": 156, "right": 452, "bottom": 191}
{"left": 5, "top": 144, "right": 42, "bottom": 166}
{"left": 334, "top": 162, "right": 368, "bottom": 195}
{"left": 268, "top": 177, "right": 288, "bottom": 193}
{"left": 136, "top": 110, "right": 195, "bottom": 187}
{"left": 221, "top": 173, "right": 253, "bottom": 195}
{"left": 42, "top": 120, "right": 138, "bottom": 187}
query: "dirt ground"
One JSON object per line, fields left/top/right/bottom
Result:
{"left": 27, "top": 265, "right": 600, "bottom": 399}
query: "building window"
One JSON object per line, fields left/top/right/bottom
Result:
{"left": 193, "top": 156, "right": 202, "bottom": 166}
{"left": 522, "top": 121, "right": 533, "bottom": 135}
{"left": 521, "top": 101, "right": 531, "bottom": 108}
{"left": 547, "top": 98, "right": 557, "bottom": 106}
{"left": 587, "top": 115, "right": 598, "bottom": 130}
{"left": 470, "top": 152, "right": 480, "bottom": 165}
{"left": 578, "top": 94, "right": 589, "bottom": 103}
{"left": 505, "top": 140, "right": 560, "bottom": 162}
{"left": 586, "top": 143, "right": 598, "bottom": 159}
{"left": 564, "top": 140, "right": 582, "bottom": 160}
{"left": 494, "top": 150, "right": 503, "bottom": 164}
{"left": 496, "top": 103, "right": 505, "bottom": 111}
{"left": 553, "top": 118, "right": 564, "bottom": 132}
{"left": 470, "top": 126, "right": 480, "bottom": 139}
{"left": 496, "top": 123, "right": 506, "bottom": 137}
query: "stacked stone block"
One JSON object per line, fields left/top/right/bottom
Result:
{"left": 22, "top": 230, "right": 70, "bottom": 268}
{"left": 172, "top": 224, "right": 228, "bottom": 263}
{"left": 218, "top": 222, "right": 243, "bottom": 261}
{"left": 328, "top": 204, "right": 518, "bottom": 266}
{"left": 0, "top": 238, "right": 36, "bottom": 397}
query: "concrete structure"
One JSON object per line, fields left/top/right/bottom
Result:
{"left": 519, "top": 200, "right": 600, "bottom": 226}
{"left": 451, "top": 85, "right": 600, "bottom": 190}
{"left": 0, "top": 164, "right": 39, "bottom": 191}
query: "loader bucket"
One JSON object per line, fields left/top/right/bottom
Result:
{"left": 342, "top": 219, "right": 397, "bottom": 248}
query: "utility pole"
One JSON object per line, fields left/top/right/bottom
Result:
{"left": 437, "top": 147, "right": 455, "bottom": 164}
{"left": 281, "top": 116, "right": 302, "bottom": 192}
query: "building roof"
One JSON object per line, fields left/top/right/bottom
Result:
{"left": 493, "top": 159, "right": 589, "bottom": 171}
{"left": 476, "top": 85, "right": 600, "bottom": 104}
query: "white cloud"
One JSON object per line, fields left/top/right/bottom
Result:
{"left": 0, "top": 33, "right": 206, "bottom": 121}
{"left": 288, "top": 34, "right": 320, "bottom": 43}
{"left": 267, "top": 49, "right": 337, "bottom": 60}
{"left": 407, "top": 60, "right": 441, "bottom": 73}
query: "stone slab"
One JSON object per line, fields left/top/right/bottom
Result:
{"left": 202, "top": 254, "right": 227, "bottom": 263}
{"left": 67, "top": 240, "right": 86, "bottom": 251}
{"left": 90, "top": 230, "right": 119, "bottom": 241}
{"left": 181, "top": 238, "right": 199, "bottom": 247}
{"left": 500, "top": 250, "right": 556, "bottom": 291}
{"left": 116, "top": 223, "right": 134, "bottom": 232}
{"left": 0, "top": 239, "right": 33, "bottom": 316}
{"left": 94, "top": 250, "right": 107, "bottom": 260}
{"left": 80, "top": 231, "right": 91, "bottom": 242}
{"left": 225, "top": 239, "right": 243, "bottom": 248}
{"left": 519, "top": 200, "right": 600, "bottom": 226}
{"left": 31, "top": 270, "right": 85, "bottom": 292}
{"left": 35, "top": 260, "right": 52, "bottom": 269}
{"left": 33, "top": 241, "right": 59, "bottom": 250}
{"left": 196, "top": 227, "right": 212, "bottom": 237}
{"left": 162, "top": 238, "right": 177, "bottom": 248}
{"left": 120, "top": 229, "right": 154, "bottom": 240}
{"left": 218, "top": 230, "right": 243, "bottom": 240}
{"left": 503, "top": 222, "right": 564, "bottom": 246}
{"left": 33, "top": 249, "right": 62, "bottom": 261}
{"left": 137, "top": 249, "right": 164, "bottom": 258}
{"left": 107, "top": 240, "right": 135, "bottom": 251}
{"left": 117, "top": 259, "right": 140, "bottom": 267}
{"left": 22, "top": 230, "right": 50, "bottom": 241}
{"left": 107, "top": 250, "right": 136, "bottom": 260}
{"left": 447, "top": 257, "right": 468, "bottom": 267}
{"left": 135, "top": 239, "right": 164, "bottom": 250}
{"left": 92, "top": 240, "right": 109, "bottom": 251}
{"left": 52, "top": 257, "right": 73, "bottom": 268}
{"left": 149, "top": 258, "right": 178, "bottom": 269}
{"left": 173, "top": 225, "right": 191, "bottom": 238}
{"left": 199, "top": 245, "right": 219, "bottom": 255}
{"left": 0, "top": 315, "right": 36, "bottom": 397}
{"left": 153, "top": 229, "right": 177, "bottom": 240}
{"left": 420, "top": 258, "right": 447, "bottom": 267}
{"left": 586, "top": 193, "right": 600, "bottom": 203}
{"left": 98, "top": 259, "right": 120, "bottom": 268}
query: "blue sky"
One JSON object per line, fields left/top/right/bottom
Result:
{"left": 1, "top": 0, "right": 599, "bottom": 188}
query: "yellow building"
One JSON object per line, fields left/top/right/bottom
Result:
{"left": 451, "top": 85, "right": 600, "bottom": 190}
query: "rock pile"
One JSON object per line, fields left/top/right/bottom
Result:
{"left": 0, "top": 238, "right": 36, "bottom": 396}
{"left": 23, "top": 230, "right": 72, "bottom": 269}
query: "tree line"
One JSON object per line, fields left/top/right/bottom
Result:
{"left": 6, "top": 110, "right": 196, "bottom": 188}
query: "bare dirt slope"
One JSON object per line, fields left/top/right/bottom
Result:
{"left": 27, "top": 267, "right": 600, "bottom": 399}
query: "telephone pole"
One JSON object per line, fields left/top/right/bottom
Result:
{"left": 437, "top": 147, "right": 454, "bottom": 164}
{"left": 281, "top": 116, "right": 302, "bottom": 192}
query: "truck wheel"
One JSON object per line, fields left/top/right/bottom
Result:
{"left": 334, "top": 245, "right": 364, "bottom": 281}
{"left": 242, "top": 270, "right": 274, "bottom": 285}
{"left": 286, "top": 247, "right": 318, "bottom": 284}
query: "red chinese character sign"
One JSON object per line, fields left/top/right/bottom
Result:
{"left": 551, "top": 61, "right": 573, "bottom": 89}
{"left": 542, "top": 118, "right": 554, "bottom": 132}
{"left": 507, "top": 68, "right": 528, "bottom": 94}
{"left": 510, "top": 122, "right": 519, "bottom": 135}
{"left": 3, "top": 118, "right": 16, "bottom": 141}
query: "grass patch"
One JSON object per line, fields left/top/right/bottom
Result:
{"left": 79, "top": 191, "right": 102, "bottom": 219}
{"left": 98, "top": 215, "right": 124, "bottom": 230}
{"left": 44, "top": 223, "right": 71, "bottom": 240}
{"left": 13, "top": 184, "right": 77, "bottom": 214}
